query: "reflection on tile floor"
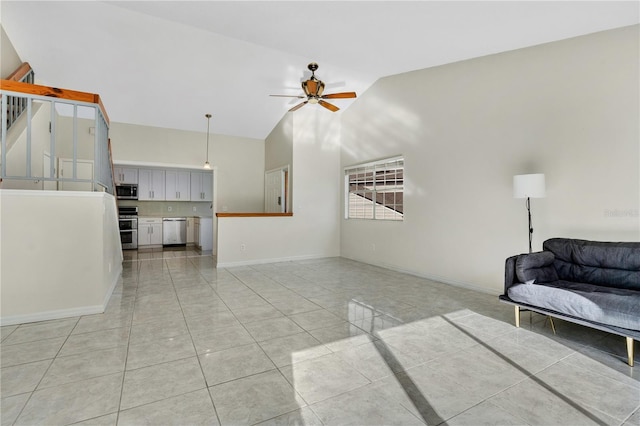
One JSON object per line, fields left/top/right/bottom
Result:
{"left": 2, "top": 251, "right": 639, "bottom": 425}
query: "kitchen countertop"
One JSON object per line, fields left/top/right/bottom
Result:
{"left": 137, "top": 215, "right": 213, "bottom": 219}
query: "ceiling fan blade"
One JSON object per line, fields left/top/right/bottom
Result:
{"left": 270, "top": 94, "right": 306, "bottom": 98}
{"left": 322, "top": 92, "right": 357, "bottom": 99}
{"left": 318, "top": 100, "right": 339, "bottom": 112}
{"left": 289, "top": 101, "right": 308, "bottom": 112}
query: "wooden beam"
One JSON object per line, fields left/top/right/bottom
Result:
{"left": 216, "top": 212, "right": 294, "bottom": 218}
{"left": 6, "top": 62, "right": 32, "bottom": 82}
{"left": 0, "top": 79, "right": 110, "bottom": 126}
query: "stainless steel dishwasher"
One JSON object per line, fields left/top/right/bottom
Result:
{"left": 162, "top": 217, "right": 187, "bottom": 246}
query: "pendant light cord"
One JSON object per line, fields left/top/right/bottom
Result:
{"left": 206, "top": 113, "right": 211, "bottom": 160}
{"left": 204, "top": 113, "right": 212, "bottom": 169}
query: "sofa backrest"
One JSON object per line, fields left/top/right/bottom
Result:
{"left": 543, "top": 238, "right": 640, "bottom": 290}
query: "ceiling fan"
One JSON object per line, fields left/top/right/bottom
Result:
{"left": 270, "top": 62, "right": 357, "bottom": 112}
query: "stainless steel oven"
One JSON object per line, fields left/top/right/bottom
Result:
{"left": 119, "top": 228, "right": 138, "bottom": 250}
{"left": 118, "top": 206, "right": 138, "bottom": 249}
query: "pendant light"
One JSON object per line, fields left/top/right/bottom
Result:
{"left": 203, "top": 113, "right": 212, "bottom": 169}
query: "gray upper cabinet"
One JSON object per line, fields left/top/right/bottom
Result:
{"left": 191, "top": 172, "right": 213, "bottom": 202}
{"left": 165, "top": 170, "right": 191, "bottom": 201}
{"left": 113, "top": 166, "right": 138, "bottom": 185}
{"left": 115, "top": 166, "right": 211, "bottom": 202}
{"left": 138, "top": 169, "right": 165, "bottom": 200}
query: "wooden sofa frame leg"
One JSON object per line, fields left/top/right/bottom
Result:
{"left": 514, "top": 306, "right": 520, "bottom": 328}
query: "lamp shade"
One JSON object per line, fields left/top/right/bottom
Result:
{"left": 513, "top": 173, "right": 546, "bottom": 198}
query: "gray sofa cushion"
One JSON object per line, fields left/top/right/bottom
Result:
{"left": 508, "top": 281, "right": 640, "bottom": 331}
{"left": 544, "top": 238, "right": 640, "bottom": 290}
{"left": 515, "top": 251, "right": 559, "bottom": 284}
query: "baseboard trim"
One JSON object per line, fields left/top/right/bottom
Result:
{"left": 102, "top": 264, "right": 123, "bottom": 307}
{"left": 340, "top": 255, "right": 498, "bottom": 296}
{"left": 217, "top": 254, "right": 329, "bottom": 268}
{"left": 0, "top": 305, "right": 105, "bottom": 326}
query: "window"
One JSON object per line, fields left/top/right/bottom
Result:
{"left": 345, "top": 157, "right": 404, "bottom": 221}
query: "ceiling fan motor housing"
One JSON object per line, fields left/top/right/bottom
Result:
{"left": 270, "top": 62, "right": 356, "bottom": 112}
{"left": 303, "top": 78, "right": 324, "bottom": 101}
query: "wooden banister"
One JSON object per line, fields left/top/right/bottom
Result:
{"left": 5, "top": 62, "right": 32, "bottom": 82}
{"left": 0, "top": 79, "right": 110, "bottom": 125}
{"left": 108, "top": 138, "right": 117, "bottom": 204}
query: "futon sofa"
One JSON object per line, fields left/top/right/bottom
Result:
{"left": 499, "top": 238, "right": 640, "bottom": 366}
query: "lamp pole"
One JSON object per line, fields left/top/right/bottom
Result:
{"left": 526, "top": 197, "right": 533, "bottom": 253}
{"left": 513, "top": 173, "right": 546, "bottom": 254}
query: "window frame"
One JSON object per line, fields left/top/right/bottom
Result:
{"left": 344, "top": 156, "right": 404, "bottom": 221}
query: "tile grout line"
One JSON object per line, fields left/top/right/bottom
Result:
{"left": 168, "top": 255, "right": 223, "bottom": 426}
{"left": 114, "top": 256, "right": 141, "bottom": 425}
{"left": 6, "top": 312, "right": 86, "bottom": 424}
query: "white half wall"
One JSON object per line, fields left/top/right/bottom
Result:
{"left": 217, "top": 109, "right": 341, "bottom": 266}
{"left": 0, "top": 190, "right": 123, "bottom": 325}
{"left": 340, "top": 25, "right": 640, "bottom": 294}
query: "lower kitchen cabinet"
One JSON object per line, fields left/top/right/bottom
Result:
{"left": 194, "top": 217, "right": 213, "bottom": 251}
{"left": 138, "top": 218, "right": 163, "bottom": 246}
{"left": 186, "top": 217, "right": 195, "bottom": 244}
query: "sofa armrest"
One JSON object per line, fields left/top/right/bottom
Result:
{"left": 515, "top": 251, "right": 559, "bottom": 284}
{"left": 504, "top": 255, "right": 519, "bottom": 293}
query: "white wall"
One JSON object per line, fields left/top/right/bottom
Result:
{"left": 217, "top": 109, "right": 341, "bottom": 266}
{"left": 265, "top": 113, "right": 293, "bottom": 172}
{"left": 265, "top": 115, "right": 294, "bottom": 209}
{"left": 109, "top": 122, "right": 265, "bottom": 213}
{"left": 340, "top": 25, "right": 640, "bottom": 294}
{"left": 56, "top": 114, "right": 97, "bottom": 161}
{"left": 0, "top": 190, "right": 123, "bottom": 325}
{"left": 0, "top": 24, "right": 22, "bottom": 79}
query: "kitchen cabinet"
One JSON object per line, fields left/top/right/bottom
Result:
{"left": 190, "top": 172, "right": 213, "bottom": 202}
{"left": 138, "top": 169, "right": 165, "bottom": 200}
{"left": 186, "top": 217, "right": 195, "bottom": 244}
{"left": 165, "top": 171, "right": 191, "bottom": 201}
{"left": 194, "top": 217, "right": 213, "bottom": 251}
{"left": 113, "top": 167, "right": 138, "bottom": 185}
{"left": 138, "top": 218, "right": 162, "bottom": 246}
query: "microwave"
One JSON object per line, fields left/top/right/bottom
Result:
{"left": 116, "top": 184, "right": 138, "bottom": 200}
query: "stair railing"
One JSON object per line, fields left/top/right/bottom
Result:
{"left": 0, "top": 77, "right": 114, "bottom": 195}
{"left": 4, "top": 62, "right": 35, "bottom": 131}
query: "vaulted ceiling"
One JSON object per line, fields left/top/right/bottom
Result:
{"left": 2, "top": 1, "right": 638, "bottom": 140}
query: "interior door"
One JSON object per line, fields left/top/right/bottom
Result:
{"left": 42, "top": 152, "right": 57, "bottom": 190}
{"left": 264, "top": 169, "right": 285, "bottom": 213}
{"left": 58, "top": 158, "right": 94, "bottom": 191}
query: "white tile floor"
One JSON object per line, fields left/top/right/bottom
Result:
{"left": 1, "top": 250, "right": 639, "bottom": 425}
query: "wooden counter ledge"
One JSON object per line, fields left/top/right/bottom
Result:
{"left": 216, "top": 212, "right": 293, "bottom": 218}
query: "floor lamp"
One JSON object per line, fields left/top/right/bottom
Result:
{"left": 513, "top": 173, "right": 546, "bottom": 253}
